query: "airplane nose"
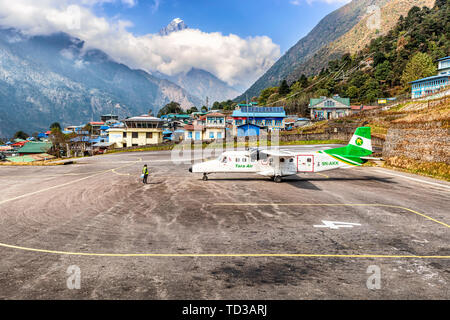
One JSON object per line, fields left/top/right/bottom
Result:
{"left": 189, "top": 167, "right": 192, "bottom": 173}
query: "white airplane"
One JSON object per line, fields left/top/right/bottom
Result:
{"left": 189, "top": 127, "right": 376, "bottom": 182}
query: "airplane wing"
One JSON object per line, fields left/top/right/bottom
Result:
{"left": 260, "top": 149, "right": 295, "bottom": 157}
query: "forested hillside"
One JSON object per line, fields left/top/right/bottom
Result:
{"left": 255, "top": 0, "right": 449, "bottom": 116}
{"left": 235, "top": 0, "right": 391, "bottom": 102}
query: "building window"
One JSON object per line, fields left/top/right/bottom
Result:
{"left": 146, "top": 132, "right": 153, "bottom": 139}
{"left": 217, "top": 132, "right": 222, "bottom": 139}
{"left": 132, "top": 132, "right": 138, "bottom": 139}
{"left": 209, "top": 132, "right": 215, "bottom": 139}
{"left": 325, "top": 100, "right": 335, "bottom": 107}
{"left": 188, "top": 132, "right": 192, "bottom": 139}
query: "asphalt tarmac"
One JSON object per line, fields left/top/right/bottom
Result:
{"left": 0, "top": 145, "right": 448, "bottom": 299}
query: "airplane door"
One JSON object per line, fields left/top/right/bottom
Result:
{"left": 297, "top": 155, "right": 314, "bottom": 172}
{"left": 280, "top": 157, "right": 297, "bottom": 175}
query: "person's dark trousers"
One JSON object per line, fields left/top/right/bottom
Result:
{"left": 143, "top": 174, "right": 148, "bottom": 184}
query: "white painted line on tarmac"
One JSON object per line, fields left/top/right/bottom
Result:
{"left": 0, "top": 158, "right": 142, "bottom": 205}
{"left": 314, "top": 221, "right": 361, "bottom": 229}
{"left": 372, "top": 168, "right": 450, "bottom": 191}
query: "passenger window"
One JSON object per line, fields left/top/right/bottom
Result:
{"left": 280, "top": 158, "right": 285, "bottom": 163}
{"left": 242, "top": 158, "right": 247, "bottom": 162}
{"left": 307, "top": 158, "right": 312, "bottom": 163}
{"left": 221, "top": 157, "right": 227, "bottom": 163}
{"left": 289, "top": 158, "right": 294, "bottom": 163}
{"left": 236, "top": 158, "right": 240, "bottom": 162}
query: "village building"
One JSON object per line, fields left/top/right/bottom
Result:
{"left": 231, "top": 104, "right": 286, "bottom": 136}
{"left": 108, "top": 115, "right": 164, "bottom": 148}
{"left": 236, "top": 124, "right": 266, "bottom": 137}
{"left": 204, "top": 113, "right": 226, "bottom": 140}
{"left": 410, "top": 56, "right": 450, "bottom": 99}
{"left": 309, "top": 95, "right": 351, "bottom": 120}
{"left": 184, "top": 113, "right": 226, "bottom": 141}
{"left": 101, "top": 114, "right": 119, "bottom": 122}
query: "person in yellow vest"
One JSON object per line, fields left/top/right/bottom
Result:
{"left": 142, "top": 164, "right": 149, "bottom": 184}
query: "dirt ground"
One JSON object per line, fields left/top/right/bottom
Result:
{"left": 0, "top": 145, "right": 448, "bottom": 299}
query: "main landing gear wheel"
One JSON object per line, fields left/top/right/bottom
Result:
{"left": 202, "top": 173, "right": 209, "bottom": 181}
{"left": 274, "top": 176, "right": 282, "bottom": 183}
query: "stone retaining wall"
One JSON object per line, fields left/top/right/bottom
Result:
{"left": 383, "top": 122, "right": 450, "bottom": 164}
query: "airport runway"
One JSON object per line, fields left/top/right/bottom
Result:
{"left": 0, "top": 145, "right": 448, "bottom": 299}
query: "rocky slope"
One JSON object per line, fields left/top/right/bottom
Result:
{"left": 285, "top": 0, "right": 435, "bottom": 82}
{"left": 155, "top": 68, "right": 240, "bottom": 104}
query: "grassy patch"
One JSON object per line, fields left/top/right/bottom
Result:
{"left": 0, "top": 161, "right": 64, "bottom": 166}
{"left": 384, "top": 156, "right": 450, "bottom": 181}
{"left": 105, "top": 144, "right": 175, "bottom": 154}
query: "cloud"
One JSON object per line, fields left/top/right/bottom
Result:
{"left": 0, "top": 0, "right": 280, "bottom": 88}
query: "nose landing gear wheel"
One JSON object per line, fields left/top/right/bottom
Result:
{"left": 202, "top": 174, "right": 208, "bottom": 181}
{"left": 274, "top": 176, "right": 282, "bottom": 183}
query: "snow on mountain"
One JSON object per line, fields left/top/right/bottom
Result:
{"left": 159, "top": 18, "right": 189, "bottom": 36}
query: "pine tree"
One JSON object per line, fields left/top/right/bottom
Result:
{"left": 401, "top": 52, "right": 437, "bottom": 86}
{"left": 279, "top": 80, "right": 290, "bottom": 96}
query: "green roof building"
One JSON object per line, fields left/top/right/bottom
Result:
{"left": 17, "top": 142, "right": 52, "bottom": 154}
{"left": 309, "top": 95, "right": 351, "bottom": 120}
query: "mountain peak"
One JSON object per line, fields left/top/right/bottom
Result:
{"left": 159, "top": 18, "right": 188, "bottom": 36}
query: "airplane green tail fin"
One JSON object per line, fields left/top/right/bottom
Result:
{"left": 323, "top": 127, "right": 373, "bottom": 166}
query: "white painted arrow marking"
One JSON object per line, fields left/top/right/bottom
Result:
{"left": 314, "top": 220, "right": 362, "bottom": 229}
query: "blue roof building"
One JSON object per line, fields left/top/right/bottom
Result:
{"left": 410, "top": 57, "right": 450, "bottom": 99}
{"left": 237, "top": 124, "right": 262, "bottom": 137}
{"left": 231, "top": 104, "right": 286, "bottom": 136}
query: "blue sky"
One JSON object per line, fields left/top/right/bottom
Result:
{"left": 97, "top": 0, "right": 345, "bottom": 53}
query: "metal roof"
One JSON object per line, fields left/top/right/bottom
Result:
{"left": 409, "top": 74, "right": 450, "bottom": 84}
{"left": 93, "top": 142, "right": 115, "bottom": 147}
{"left": 310, "top": 96, "right": 350, "bottom": 107}
{"left": 437, "top": 56, "right": 450, "bottom": 61}
{"left": 125, "top": 115, "right": 163, "bottom": 122}
{"left": 232, "top": 106, "right": 286, "bottom": 118}
{"left": 17, "top": 142, "right": 52, "bottom": 154}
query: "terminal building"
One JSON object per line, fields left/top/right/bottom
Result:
{"left": 231, "top": 104, "right": 286, "bottom": 136}
{"left": 410, "top": 56, "right": 450, "bottom": 99}
{"left": 108, "top": 115, "right": 164, "bottom": 148}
